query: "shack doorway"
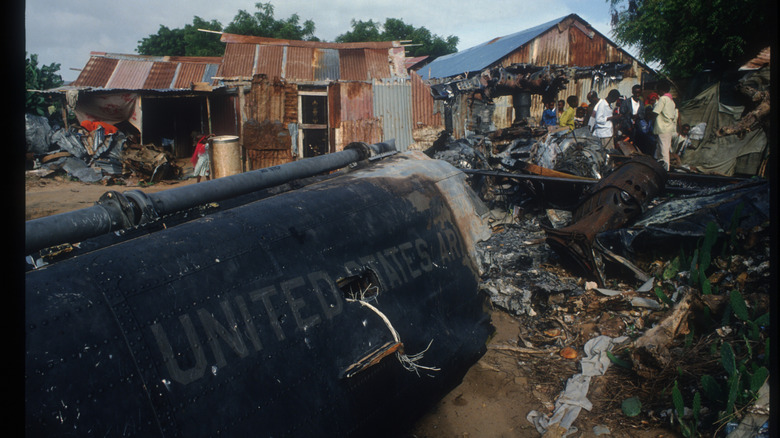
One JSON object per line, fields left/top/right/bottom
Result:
{"left": 298, "top": 87, "right": 329, "bottom": 157}
{"left": 141, "top": 95, "right": 208, "bottom": 158}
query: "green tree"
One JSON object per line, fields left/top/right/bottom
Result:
{"left": 137, "top": 16, "right": 223, "bottom": 57}
{"left": 137, "top": 25, "right": 187, "bottom": 56}
{"left": 608, "top": 0, "right": 771, "bottom": 79}
{"left": 335, "top": 19, "right": 383, "bottom": 43}
{"left": 335, "top": 18, "right": 458, "bottom": 57}
{"left": 223, "top": 2, "right": 318, "bottom": 41}
{"left": 183, "top": 17, "right": 225, "bottom": 56}
{"left": 25, "top": 53, "right": 64, "bottom": 119}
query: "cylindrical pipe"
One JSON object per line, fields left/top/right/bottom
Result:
{"left": 25, "top": 140, "right": 396, "bottom": 255}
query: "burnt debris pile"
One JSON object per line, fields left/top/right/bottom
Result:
{"left": 424, "top": 111, "right": 771, "bottom": 435}
{"left": 25, "top": 114, "right": 184, "bottom": 184}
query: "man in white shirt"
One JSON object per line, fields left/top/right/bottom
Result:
{"left": 653, "top": 81, "right": 679, "bottom": 171}
{"left": 588, "top": 89, "right": 621, "bottom": 149}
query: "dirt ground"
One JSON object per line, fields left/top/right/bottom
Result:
{"left": 24, "top": 165, "right": 679, "bottom": 438}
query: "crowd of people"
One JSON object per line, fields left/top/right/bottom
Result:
{"left": 540, "top": 80, "right": 685, "bottom": 171}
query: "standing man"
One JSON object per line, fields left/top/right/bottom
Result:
{"left": 588, "top": 89, "right": 621, "bottom": 149}
{"left": 619, "top": 84, "right": 646, "bottom": 143}
{"left": 652, "top": 81, "right": 678, "bottom": 171}
{"left": 583, "top": 91, "right": 599, "bottom": 127}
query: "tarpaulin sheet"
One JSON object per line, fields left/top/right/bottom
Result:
{"left": 74, "top": 92, "right": 141, "bottom": 132}
{"left": 677, "top": 68, "right": 769, "bottom": 176}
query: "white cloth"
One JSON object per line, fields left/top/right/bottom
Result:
{"left": 193, "top": 151, "right": 210, "bottom": 177}
{"left": 588, "top": 99, "right": 613, "bottom": 139}
{"left": 527, "top": 336, "right": 629, "bottom": 436}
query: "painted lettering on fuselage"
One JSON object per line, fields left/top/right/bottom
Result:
{"left": 149, "top": 230, "right": 462, "bottom": 385}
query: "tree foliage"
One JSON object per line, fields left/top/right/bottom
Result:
{"left": 335, "top": 18, "right": 458, "bottom": 57}
{"left": 138, "top": 17, "right": 222, "bottom": 56}
{"left": 136, "top": 4, "right": 459, "bottom": 59}
{"left": 183, "top": 17, "right": 226, "bottom": 56}
{"left": 137, "top": 3, "right": 317, "bottom": 56}
{"left": 25, "top": 53, "right": 64, "bottom": 119}
{"left": 607, "top": 0, "right": 771, "bottom": 79}
{"left": 223, "top": 2, "right": 318, "bottom": 41}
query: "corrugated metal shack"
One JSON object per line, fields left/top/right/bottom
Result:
{"left": 48, "top": 40, "right": 445, "bottom": 169}
{"left": 214, "top": 33, "right": 443, "bottom": 170}
{"left": 418, "top": 14, "right": 655, "bottom": 139}
{"left": 61, "top": 52, "right": 227, "bottom": 158}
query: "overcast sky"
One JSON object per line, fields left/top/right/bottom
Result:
{"left": 25, "top": 0, "right": 617, "bottom": 83}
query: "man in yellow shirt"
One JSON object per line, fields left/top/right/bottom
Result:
{"left": 652, "top": 81, "right": 678, "bottom": 171}
{"left": 558, "top": 95, "right": 579, "bottom": 130}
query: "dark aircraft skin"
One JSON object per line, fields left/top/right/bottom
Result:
{"left": 25, "top": 151, "right": 494, "bottom": 437}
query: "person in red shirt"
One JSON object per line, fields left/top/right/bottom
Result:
{"left": 191, "top": 134, "right": 214, "bottom": 183}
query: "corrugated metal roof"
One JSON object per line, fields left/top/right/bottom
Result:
{"left": 106, "top": 60, "right": 153, "bottom": 89}
{"left": 339, "top": 49, "right": 369, "bottom": 81}
{"left": 284, "top": 46, "right": 314, "bottom": 81}
{"left": 144, "top": 61, "right": 177, "bottom": 89}
{"left": 421, "top": 15, "right": 567, "bottom": 80}
{"left": 216, "top": 34, "right": 405, "bottom": 83}
{"left": 220, "top": 43, "right": 257, "bottom": 78}
{"left": 70, "top": 52, "right": 221, "bottom": 91}
{"left": 255, "top": 45, "right": 285, "bottom": 78}
{"left": 405, "top": 56, "right": 430, "bottom": 70}
{"left": 740, "top": 46, "right": 770, "bottom": 70}
{"left": 220, "top": 33, "right": 397, "bottom": 50}
{"left": 72, "top": 57, "right": 119, "bottom": 87}
{"left": 313, "top": 48, "right": 340, "bottom": 81}
{"left": 173, "top": 63, "right": 207, "bottom": 88}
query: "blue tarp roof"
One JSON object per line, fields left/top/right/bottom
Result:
{"left": 419, "top": 15, "right": 569, "bottom": 80}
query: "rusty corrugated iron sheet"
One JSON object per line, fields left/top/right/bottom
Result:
{"left": 220, "top": 33, "right": 398, "bottom": 50}
{"left": 144, "top": 62, "right": 177, "bottom": 89}
{"left": 106, "top": 60, "right": 153, "bottom": 89}
{"left": 335, "top": 82, "right": 374, "bottom": 121}
{"left": 245, "top": 75, "right": 297, "bottom": 124}
{"left": 313, "top": 48, "right": 340, "bottom": 81}
{"left": 405, "top": 56, "right": 430, "bottom": 70}
{"left": 173, "top": 63, "right": 207, "bottom": 88}
{"left": 72, "top": 57, "right": 118, "bottom": 87}
{"left": 740, "top": 46, "right": 770, "bottom": 70}
{"left": 219, "top": 43, "right": 257, "bottom": 79}
{"left": 411, "top": 71, "right": 443, "bottom": 128}
{"left": 335, "top": 119, "right": 383, "bottom": 152}
{"left": 284, "top": 46, "right": 314, "bottom": 81}
{"left": 256, "top": 46, "right": 285, "bottom": 79}
{"left": 423, "top": 14, "right": 653, "bottom": 81}
{"left": 339, "top": 49, "right": 369, "bottom": 81}
{"left": 217, "top": 34, "right": 404, "bottom": 83}
{"left": 243, "top": 119, "right": 294, "bottom": 169}
{"left": 246, "top": 149, "right": 293, "bottom": 169}
{"left": 373, "top": 78, "right": 413, "bottom": 151}
{"left": 365, "top": 49, "right": 391, "bottom": 80}
{"left": 71, "top": 53, "right": 220, "bottom": 90}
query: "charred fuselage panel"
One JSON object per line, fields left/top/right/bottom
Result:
{"left": 25, "top": 151, "right": 493, "bottom": 437}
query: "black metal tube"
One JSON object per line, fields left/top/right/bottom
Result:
{"left": 25, "top": 140, "right": 396, "bottom": 255}
{"left": 26, "top": 205, "right": 115, "bottom": 255}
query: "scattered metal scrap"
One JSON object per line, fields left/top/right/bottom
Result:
{"left": 545, "top": 155, "right": 667, "bottom": 285}
{"left": 430, "top": 62, "right": 631, "bottom": 106}
{"left": 25, "top": 114, "right": 183, "bottom": 183}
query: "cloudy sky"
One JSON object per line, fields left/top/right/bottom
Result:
{"left": 25, "top": 0, "right": 618, "bottom": 83}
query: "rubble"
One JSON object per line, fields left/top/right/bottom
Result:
{"left": 425, "top": 88, "right": 770, "bottom": 434}
{"left": 25, "top": 114, "right": 184, "bottom": 184}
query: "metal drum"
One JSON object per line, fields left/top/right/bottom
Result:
{"left": 210, "top": 135, "right": 242, "bottom": 178}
